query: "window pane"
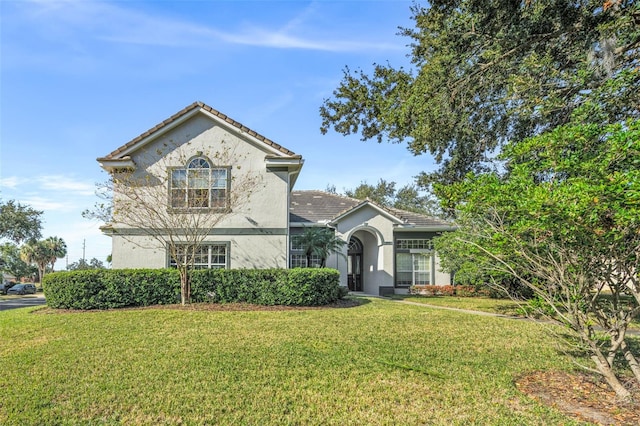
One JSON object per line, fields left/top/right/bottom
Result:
{"left": 172, "top": 170, "right": 187, "bottom": 188}
{"left": 188, "top": 158, "right": 210, "bottom": 169}
{"left": 396, "top": 239, "right": 433, "bottom": 250}
{"left": 396, "top": 253, "right": 413, "bottom": 271}
{"left": 395, "top": 252, "right": 432, "bottom": 286}
{"left": 189, "top": 169, "right": 209, "bottom": 189}
{"left": 171, "top": 189, "right": 186, "bottom": 208}
{"left": 212, "top": 169, "right": 227, "bottom": 188}
{"left": 211, "top": 189, "right": 226, "bottom": 207}
{"left": 413, "top": 253, "right": 431, "bottom": 271}
{"left": 396, "top": 272, "right": 413, "bottom": 286}
{"left": 291, "top": 254, "right": 307, "bottom": 268}
{"left": 188, "top": 189, "right": 210, "bottom": 208}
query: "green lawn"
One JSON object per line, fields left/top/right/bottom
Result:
{"left": 1, "top": 297, "right": 584, "bottom": 425}
{"left": 392, "top": 295, "right": 640, "bottom": 329}
{"left": 390, "top": 295, "right": 524, "bottom": 315}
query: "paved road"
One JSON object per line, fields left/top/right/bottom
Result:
{"left": 0, "top": 294, "right": 46, "bottom": 311}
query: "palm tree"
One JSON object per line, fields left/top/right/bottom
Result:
{"left": 20, "top": 240, "right": 49, "bottom": 283}
{"left": 44, "top": 236, "right": 67, "bottom": 271}
{"left": 295, "top": 227, "right": 346, "bottom": 268}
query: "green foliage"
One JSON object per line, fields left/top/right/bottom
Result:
{"left": 0, "top": 242, "right": 36, "bottom": 280}
{"left": 435, "top": 120, "right": 640, "bottom": 398}
{"left": 44, "top": 268, "right": 342, "bottom": 309}
{"left": 20, "top": 236, "right": 67, "bottom": 283}
{"left": 43, "top": 269, "right": 181, "bottom": 309}
{"left": 0, "top": 200, "right": 42, "bottom": 243}
{"left": 293, "top": 227, "right": 346, "bottom": 267}
{"left": 344, "top": 179, "right": 442, "bottom": 215}
{"left": 320, "top": 1, "right": 639, "bottom": 189}
{"left": 66, "top": 257, "right": 106, "bottom": 270}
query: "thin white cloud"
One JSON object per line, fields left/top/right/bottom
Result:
{"left": 37, "top": 175, "right": 96, "bottom": 196}
{"left": 0, "top": 176, "right": 24, "bottom": 189}
{"left": 18, "top": 196, "right": 70, "bottom": 212}
{"left": 19, "top": 0, "right": 404, "bottom": 53}
{"left": 1, "top": 175, "right": 95, "bottom": 197}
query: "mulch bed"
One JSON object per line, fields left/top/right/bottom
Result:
{"left": 516, "top": 370, "right": 640, "bottom": 425}
{"left": 33, "top": 298, "right": 364, "bottom": 314}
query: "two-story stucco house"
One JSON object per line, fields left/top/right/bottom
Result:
{"left": 98, "top": 102, "right": 454, "bottom": 295}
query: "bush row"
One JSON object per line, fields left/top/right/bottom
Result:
{"left": 43, "top": 268, "right": 342, "bottom": 310}
{"left": 408, "top": 285, "right": 491, "bottom": 297}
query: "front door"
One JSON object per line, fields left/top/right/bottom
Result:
{"left": 347, "top": 237, "right": 363, "bottom": 291}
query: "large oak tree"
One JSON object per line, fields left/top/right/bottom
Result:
{"left": 320, "top": 0, "right": 639, "bottom": 190}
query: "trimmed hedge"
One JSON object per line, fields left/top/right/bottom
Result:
{"left": 43, "top": 268, "right": 342, "bottom": 310}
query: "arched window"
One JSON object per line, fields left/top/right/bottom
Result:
{"left": 170, "top": 156, "right": 229, "bottom": 209}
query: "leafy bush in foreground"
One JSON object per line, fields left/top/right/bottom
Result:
{"left": 43, "top": 268, "right": 341, "bottom": 310}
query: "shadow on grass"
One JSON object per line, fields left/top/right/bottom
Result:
{"left": 35, "top": 297, "right": 370, "bottom": 314}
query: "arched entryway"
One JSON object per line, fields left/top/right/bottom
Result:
{"left": 347, "top": 236, "right": 363, "bottom": 291}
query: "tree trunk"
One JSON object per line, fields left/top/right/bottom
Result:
{"left": 621, "top": 340, "right": 640, "bottom": 385}
{"left": 37, "top": 262, "right": 46, "bottom": 284}
{"left": 179, "top": 268, "right": 190, "bottom": 305}
{"left": 591, "top": 354, "right": 632, "bottom": 401}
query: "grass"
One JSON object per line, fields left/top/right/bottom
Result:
{"left": 0, "top": 297, "right": 585, "bottom": 425}
{"left": 390, "top": 294, "right": 524, "bottom": 315}
{"left": 392, "top": 295, "right": 640, "bottom": 329}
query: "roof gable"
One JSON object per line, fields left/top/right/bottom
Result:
{"left": 98, "top": 101, "right": 300, "bottom": 168}
{"left": 329, "top": 200, "right": 404, "bottom": 225}
{"left": 290, "top": 190, "right": 452, "bottom": 229}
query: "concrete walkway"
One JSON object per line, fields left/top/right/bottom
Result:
{"left": 349, "top": 292, "right": 640, "bottom": 338}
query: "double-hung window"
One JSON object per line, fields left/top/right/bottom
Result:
{"left": 170, "top": 157, "right": 229, "bottom": 209}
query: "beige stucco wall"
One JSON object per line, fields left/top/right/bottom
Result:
{"left": 109, "top": 113, "right": 290, "bottom": 269}
{"left": 326, "top": 205, "right": 452, "bottom": 294}
{"left": 329, "top": 205, "right": 397, "bottom": 293}
{"left": 111, "top": 234, "right": 287, "bottom": 269}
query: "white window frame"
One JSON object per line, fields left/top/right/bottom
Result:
{"left": 169, "top": 157, "right": 230, "bottom": 210}
{"left": 395, "top": 239, "right": 434, "bottom": 287}
{"left": 169, "top": 243, "right": 229, "bottom": 269}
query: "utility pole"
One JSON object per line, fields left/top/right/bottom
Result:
{"left": 82, "top": 239, "right": 86, "bottom": 262}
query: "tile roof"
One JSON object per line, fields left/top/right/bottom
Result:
{"left": 99, "top": 101, "right": 299, "bottom": 161}
{"left": 290, "top": 190, "right": 451, "bottom": 228}
{"left": 290, "top": 190, "right": 361, "bottom": 223}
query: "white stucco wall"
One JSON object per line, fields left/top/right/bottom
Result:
{"left": 111, "top": 234, "right": 287, "bottom": 269}
{"left": 326, "top": 204, "right": 452, "bottom": 295}
{"left": 109, "top": 113, "right": 290, "bottom": 269}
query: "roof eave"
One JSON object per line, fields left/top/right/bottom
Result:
{"left": 266, "top": 156, "right": 304, "bottom": 189}
{"left": 393, "top": 224, "right": 457, "bottom": 232}
{"left": 97, "top": 157, "right": 136, "bottom": 172}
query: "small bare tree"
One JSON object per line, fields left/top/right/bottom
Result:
{"left": 450, "top": 211, "right": 640, "bottom": 401}
{"left": 86, "top": 140, "right": 261, "bottom": 305}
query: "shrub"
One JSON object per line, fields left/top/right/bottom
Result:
{"left": 409, "top": 285, "right": 455, "bottom": 296}
{"left": 44, "top": 268, "right": 341, "bottom": 310}
{"left": 43, "top": 269, "right": 181, "bottom": 309}
{"left": 453, "top": 285, "right": 491, "bottom": 297}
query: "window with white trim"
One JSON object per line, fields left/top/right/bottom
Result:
{"left": 289, "top": 235, "right": 322, "bottom": 268}
{"left": 395, "top": 239, "right": 433, "bottom": 286}
{"left": 169, "top": 244, "right": 228, "bottom": 269}
{"left": 170, "top": 157, "right": 229, "bottom": 209}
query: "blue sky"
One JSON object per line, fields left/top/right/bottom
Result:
{"left": 0, "top": 0, "right": 437, "bottom": 268}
